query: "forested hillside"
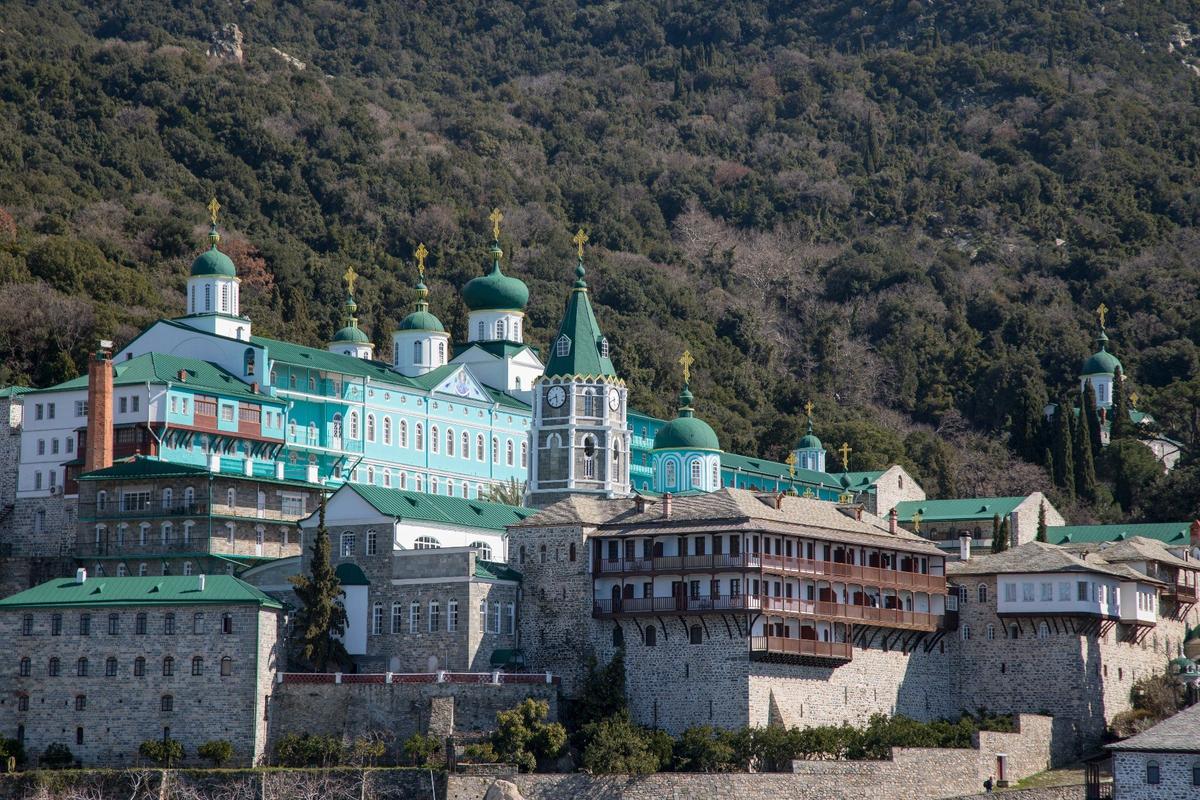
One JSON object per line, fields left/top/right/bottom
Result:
{"left": 2, "top": 1, "right": 1200, "bottom": 520}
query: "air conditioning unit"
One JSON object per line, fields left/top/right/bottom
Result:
{"left": 48, "top": 485, "right": 60, "bottom": 495}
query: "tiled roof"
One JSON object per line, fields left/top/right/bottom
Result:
{"left": 1107, "top": 704, "right": 1200, "bottom": 753}
{"left": 0, "top": 575, "right": 282, "bottom": 609}
{"left": 516, "top": 488, "right": 942, "bottom": 555}
{"left": 475, "top": 560, "right": 522, "bottom": 582}
{"left": 1049, "top": 522, "right": 1194, "bottom": 546}
{"left": 347, "top": 483, "right": 535, "bottom": 532}
{"left": 1062, "top": 537, "right": 1194, "bottom": 570}
{"left": 947, "top": 541, "right": 1158, "bottom": 582}
{"left": 894, "top": 496, "right": 1030, "bottom": 522}
{"left": 27, "top": 352, "right": 280, "bottom": 403}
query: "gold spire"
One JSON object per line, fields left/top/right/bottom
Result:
{"left": 804, "top": 400, "right": 814, "bottom": 419}
{"left": 785, "top": 452, "right": 797, "bottom": 479}
{"left": 679, "top": 350, "right": 694, "bottom": 385}
{"left": 1096, "top": 302, "right": 1109, "bottom": 329}
{"left": 573, "top": 228, "right": 589, "bottom": 260}
{"left": 415, "top": 243, "right": 428, "bottom": 281}
{"left": 489, "top": 208, "right": 503, "bottom": 241}
{"left": 343, "top": 265, "right": 358, "bottom": 297}
{"left": 207, "top": 197, "right": 221, "bottom": 226}
{"left": 838, "top": 442, "right": 852, "bottom": 471}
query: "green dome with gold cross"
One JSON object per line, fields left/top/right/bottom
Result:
{"left": 190, "top": 198, "right": 237, "bottom": 278}
{"left": 462, "top": 210, "right": 529, "bottom": 312}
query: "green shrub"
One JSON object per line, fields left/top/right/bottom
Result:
{"left": 40, "top": 743, "right": 73, "bottom": 769}
{"left": 139, "top": 738, "right": 184, "bottom": 766}
{"left": 402, "top": 733, "right": 442, "bottom": 767}
{"left": 197, "top": 740, "right": 234, "bottom": 767}
{"left": 490, "top": 699, "right": 567, "bottom": 773}
{"left": 672, "top": 726, "right": 736, "bottom": 772}
{"left": 579, "top": 713, "right": 660, "bottom": 775}
{"left": 274, "top": 733, "right": 344, "bottom": 767}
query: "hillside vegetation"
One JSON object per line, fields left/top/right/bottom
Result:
{"left": 3, "top": 1, "right": 1200, "bottom": 519}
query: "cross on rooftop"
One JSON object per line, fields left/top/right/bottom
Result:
{"left": 489, "top": 208, "right": 503, "bottom": 240}
{"left": 839, "top": 442, "right": 852, "bottom": 471}
{"left": 415, "top": 243, "right": 428, "bottom": 279}
{"left": 344, "top": 265, "right": 358, "bottom": 296}
{"left": 785, "top": 452, "right": 797, "bottom": 478}
{"left": 679, "top": 350, "right": 694, "bottom": 384}
{"left": 207, "top": 197, "right": 221, "bottom": 226}
{"left": 573, "top": 228, "right": 588, "bottom": 260}
{"left": 1096, "top": 302, "right": 1108, "bottom": 329}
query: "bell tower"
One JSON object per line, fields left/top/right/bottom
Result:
{"left": 527, "top": 229, "right": 630, "bottom": 507}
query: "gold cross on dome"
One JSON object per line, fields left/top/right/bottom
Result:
{"left": 573, "top": 228, "right": 589, "bottom": 260}
{"left": 489, "top": 208, "right": 503, "bottom": 241}
{"left": 1130, "top": 392, "right": 1139, "bottom": 408}
{"left": 839, "top": 442, "right": 852, "bottom": 471}
{"left": 785, "top": 452, "right": 797, "bottom": 479}
{"left": 804, "top": 400, "right": 814, "bottom": 419}
{"left": 207, "top": 197, "right": 221, "bottom": 226}
{"left": 679, "top": 350, "right": 694, "bottom": 384}
{"left": 911, "top": 510, "right": 922, "bottom": 532}
{"left": 1096, "top": 302, "right": 1109, "bottom": 329}
{"left": 344, "top": 265, "right": 358, "bottom": 296}
{"left": 415, "top": 243, "right": 428, "bottom": 280}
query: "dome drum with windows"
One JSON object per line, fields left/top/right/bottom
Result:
{"left": 652, "top": 351, "right": 721, "bottom": 493}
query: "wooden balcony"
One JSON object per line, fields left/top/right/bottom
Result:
{"left": 592, "top": 594, "right": 943, "bottom": 632}
{"left": 750, "top": 635, "right": 853, "bottom": 663}
{"left": 1166, "top": 582, "right": 1198, "bottom": 603}
{"left": 595, "top": 553, "right": 945, "bottom": 593}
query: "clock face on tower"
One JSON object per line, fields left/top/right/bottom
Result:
{"left": 608, "top": 388, "right": 620, "bottom": 411}
{"left": 546, "top": 385, "right": 566, "bottom": 408}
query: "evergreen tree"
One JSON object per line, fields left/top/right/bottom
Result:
{"left": 1051, "top": 399, "right": 1076, "bottom": 500}
{"left": 1110, "top": 439, "right": 1161, "bottom": 513}
{"left": 1111, "top": 366, "right": 1131, "bottom": 440}
{"left": 998, "top": 518, "right": 1010, "bottom": 551}
{"left": 991, "top": 513, "right": 1008, "bottom": 553}
{"left": 289, "top": 497, "right": 349, "bottom": 672}
{"left": 1074, "top": 391, "right": 1097, "bottom": 501}
{"left": 1036, "top": 502, "right": 1048, "bottom": 542}
{"left": 1082, "top": 380, "right": 1103, "bottom": 463}
{"left": 1011, "top": 386, "right": 1046, "bottom": 463}
{"left": 1044, "top": 448, "right": 1055, "bottom": 486}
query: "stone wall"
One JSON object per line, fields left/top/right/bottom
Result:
{"left": 267, "top": 678, "right": 558, "bottom": 760}
{"left": 1112, "top": 750, "right": 1200, "bottom": 800}
{"left": 1, "top": 601, "right": 280, "bottom": 767}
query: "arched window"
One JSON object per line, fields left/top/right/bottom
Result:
{"left": 492, "top": 437, "right": 499, "bottom": 463}
{"left": 97, "top": 490, "right": 108, "bottom": 511}
{"left": 645, "top": 625, "right": 657, "bottom": 646}
{"left": 409, "top": 601, "right": 421, "bottom": 633}
{"left": 383, "top": 470, "right": 391, "bottom": 488}
{"left": 243, "top": 348, "right": 255, "bottom": 376}
{"left": 1008, "top": 624, "right": 1020, "bottom": 640}
{"left": 222, "top": 613, "right": 233, "bottom": 634}
{"left": 162, "top": 488, "right": 173, "bottom": 510}
{"left": 690, "top": 460, "right": 702, "bottom": 486}
{"left": 220, "top": 657, "right": 232, "bottom": 676}
{"left": 462, "top": 481, "right": 469, "bottom": 498}
{"left": 978, "top": 584, "right": 988, "bottom": 603}
{"left": 204, "top": 284, "right": 211, "bottom": 311}
{"left": 162, "top": 656, "right": 174, "bottom": 676}
{"left": 599, "top": 337, "right": 609, "bottom": 357}
{"left": 340, "top": 531, "right": 355, "bottom": 557}
{"left": 665, "top": 461, "right": 676, "bottom": 487}
{"left": 462, "top": 431, "right": 470, "bottom": 459}
{"left": 192, "top": 656, "right": 204, "bottom": 676}
{"left": 520, "top": 441, "right": 528, "bottom": 468}
{"left": 431, "top": 426, "right": 439, "bottom": 453}
{"left": 583, "top": 390, "right": 597, "bottom": 417}
{"left": 689, "top": 625, "right": 703, "bottom": 645}
{"left": 430, "top": 476, "right": 439, "bottom": 494}
{"left": 447, "top": 478, "right": 455, "bottom": 497}
{"left": 161, "top": 694, "right": 173, "bottom": 712}
{"left": 76, "top": 657, "right": 89, "bottom": 676}
{"left": 399, "top": 472, "right": 407, "bottom": 489}
{"left": 367, "top": 465, "right": 375, "bottom": 484}
{"left": 414, "top": 536, "right": 440, "bottom": 550}
{"left": 18, "top": 657, "right": 30, "bottom": 676}
{"left": 496, "top": 319, "right": 506, "bottom": 340}
{"left": 438, "top": 341, "right": 445, "bottom": 363}
{"left": 400, "top": 420, "right": 408, "bottom": 448}
{"left": 415, "top": 422, "right": 424, "bottom": 450}
{"left": 556, "top": 335, "right": 571, "bottom": 356}
{"left": 1146, "top": 761, "right": 1160, "bottom": 785}
{"left": 712, "top": 462, "right": 720, "bottom": 487}
{"left": 986, "top": 624, "right": 995, "bottom": 640}
{"left": 513, "top": 321, "right": 520, "bottom": 340}
{"left": 332, "top": 414, "right": 343, "bottom": 438}
{"left": 506, "top": 439, "right": 515, "bottom": 466}
{"left": 161, "top": 523, "right": 172, "bottom": 545}
{"left": 415, "top": 474, "right": 423, "bottom": 492}
{"left": 221, "top": 284, "right": 229, "bottom": 312}
{"left": 383, "top": 417, "right": 391, "bottom": 445}
{"left": 413, "top": 341, "right": 422, "bottom": 363}
{"left": 477, "top": 434, "right": 485, "bottom": 461}
{"left": 366, "top": 414, "right": 376, "bottom": 442}
{"left": 48, "top": 657, "right": 60, "bottom": 676}
{"left": 961, "top": 625, "right": 971, "bottom": 641}
{"left": 470, "top": 541, "right": 493, "bottom": 561}
{"left": 1038, "top": 622, "right": 1050, "bottom": 639}
{"left": 348, "top": 412, "right": 359, "bottom": 439}
{"left": 446, "top": 428, "right": 455, "bottom": 456}
{"left": 134, "top": 657, "right": 145, "bottom": 676}
{"left": 117, "top": 564, "right": 127, "bottom": 577}
{"left": 477, "top": 321, "right": 485, "bottom": 340}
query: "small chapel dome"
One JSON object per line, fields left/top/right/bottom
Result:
{"left": 463, "top": 242, "right": 529, "bottom": 312}
{"left": 1082, "top": 331, "right": 1122, "bottom": 376}
{"left": 398, "top": 283, "right": 445, "bottom": 332}
{"left": 654, "top": 385, "right": 720, "bottom": 451}
{"left": 798, "top": 431, "right": 823, "bottom": 450}
{"left": 190, "top": 241, "right": 237, "bottom": 277}
{"left": 331, "top": 323, "right": 370, "bottom": 344}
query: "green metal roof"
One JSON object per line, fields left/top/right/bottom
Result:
{"left": 894, "top": 497, "right": 1030, "bottom": 523}
{"left": 28, "top": 352, "right": 280, "bottom": 405}
{"left": 0, "top": 575, "right": 282, "bottom": 609}
{"left": 453, "top": 341, "right": 539, "bottom": 360}
{"left": 1082, "top": 348, "right": 1122, "bottom": 376}
{"left": 654, "top": 387, "right": 720, "bottom": 451}
{"left": 475, "top": 560, "right": 522, "bottom": 582}
{"left": 0, "top": 385, "right": 31, "bottom": 399}
{"left": 543, "top": 260, "right": 616, "bottom": 379}
{"left": 190, "top": 246, "right": 237, "bottom": 278}
{"left": 77, "top": 455, "right": 324, "bottom": 490}
{"left": 489, "top": 648, "right": 526, "bottom": 667}
{"left": 1049, "top": 522, "right": 1194, "bottom": 546}
{"left": 331, "top": 323, "right": 370, "bottom": 344}
{"left": 335, "top": 563, "right": 370, "bottom": 586}
{"left": 347, "top": 483, "right": 535, "bottom": 532}
{"left": 462, "top": 245, "right": 529, "bottom": 311}
{"left": 398, "top": 310, "right": 445, "bottom": 333}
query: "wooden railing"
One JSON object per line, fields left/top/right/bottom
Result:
{"left": 749, "top": 636, "right": 852, "bottom": 660}
{"left": 596, "top": 553, "right": 944, "bottom": 592}
{"left": 277, "top": 671, "right": 558, "bottom": 685}
{"left": 592, "top": 595, "right": 943, "bottom": 630}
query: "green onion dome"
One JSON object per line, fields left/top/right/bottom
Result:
{"left": 332, "top": 323, "right": 370, "bottom": 344}
{"left": 190, "top": 225, "right": 237, "bottom": 277}
{"left": 463, "top": 242, "right": 529, "bottom": 311}
{"left": 1082, "top": 331, "right": 1122, "bottom": 375}
{"left": 797, "top": 418, "right": 823, "bottom": 450}
{"left": 653, "top": 384, "right": 720, "bottom": 451}
{"left": 398, "top": 283, "right": 445, "bottom": 332}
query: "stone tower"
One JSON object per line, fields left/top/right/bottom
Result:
{"left": 526, "top": 231, "right": 630, "bottom": 508}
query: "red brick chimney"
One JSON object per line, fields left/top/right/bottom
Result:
{"left": 889, "top": 508, "right": 898, "bottom": 535}
{"left": 84, "top": 342, "right": 114, "bottom": 473}
{"left": 661, "top": 493, "right": 673, "bottom": 520}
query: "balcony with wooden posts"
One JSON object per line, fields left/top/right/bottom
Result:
{"left": 749, "top": 635, "right": 853, "bottom": 663}
{"left": 595, "top": 552, "right": 945, "bottom": 594}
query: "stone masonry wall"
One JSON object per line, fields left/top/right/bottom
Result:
{"left": 1112, "top": 751, "right": 1200, "bottom": 800}
{"left": 0, "top": 601, "right": 279, "bottom": 767}
{"left": 268, "top": 679, "right": 558, "bottom": 761}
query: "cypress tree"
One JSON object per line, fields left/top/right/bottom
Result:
{"left": 1074, "top": 392, "right": 1097, "bottom": 501}
{"left": 289, "top": 497, "right": 349, "bottom": 672}
{"left": 1052, "top": 398, "right": 1075, "bottom": 500}
{"left": 1036, "top": 502, "right": 1048, "bottom": 542}
{"left": 998, "top": 517, "right": 1010, "bottom": 552}
{"left": 1082, "top": 380, "right": 1103, "bottom": 463}
{"left": 991, "top": 514, "right": 1008, "bottom": 553}
{"left": 1111, "top": 366, "right": 1131, "bottom": 440}
{"left": 1044, "top": 448, "right": 1055, "bottom": 487}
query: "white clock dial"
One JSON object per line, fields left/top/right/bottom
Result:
{"left": 546, "top": 386, "right": 566, "bottom": 408}
{"left": 608, "top": 389, "right": 620, "bottom": 411}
